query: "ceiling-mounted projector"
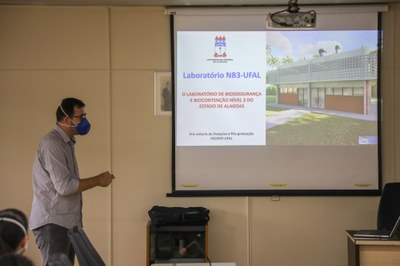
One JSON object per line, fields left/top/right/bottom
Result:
{"left": 267, "top": 0, "right": 316, "bottom": 29}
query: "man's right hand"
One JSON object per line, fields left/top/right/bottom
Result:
{"left": 78, "top": 171, "right": 115, "bottom": 192}
{"left": 97, "top": 171, "right": 115, "bottom": 187}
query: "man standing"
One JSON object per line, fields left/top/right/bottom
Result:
{"left": 29, "top": 98, "right": 115, "bottom": 265}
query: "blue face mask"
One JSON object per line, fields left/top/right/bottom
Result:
{"left": 74, "top": 117, "right": 91, "bottom": 135}
{"left": 59, "top": 105, "right": 91, "bottom": 135}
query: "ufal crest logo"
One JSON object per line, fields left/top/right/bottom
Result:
{"left": 214, "top": 36, "right": 227, "bottom": 58}
{"left": 207, "top": 35, "right": 233, "bottom": 63}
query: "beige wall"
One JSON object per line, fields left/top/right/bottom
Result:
{"left": 0, "top": 4, "right": 399, "bottom": 266}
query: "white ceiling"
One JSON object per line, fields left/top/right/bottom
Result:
{"left": 0, "top": 0, "right": 398, "bottom": 6}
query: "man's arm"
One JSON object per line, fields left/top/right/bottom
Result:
{"left": 77, "top": 171, "right": 115, "bottom": 192}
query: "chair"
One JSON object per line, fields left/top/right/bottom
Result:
{"left": 377, "top": 182, "right": 400, "bottom": 230}
{"left": 67, "top": 226, "right": 106, "bottom": 266}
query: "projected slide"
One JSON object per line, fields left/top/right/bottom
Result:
{"left": 176, "top": 32, "right": 266, "bottom": 146}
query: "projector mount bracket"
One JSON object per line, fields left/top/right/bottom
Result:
{"left": 267, "top": 0, "right": 316, "bottom": 29}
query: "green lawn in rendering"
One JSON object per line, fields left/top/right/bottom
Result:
{"left": 267, "top": 113, "right": 377, "bottom": 145}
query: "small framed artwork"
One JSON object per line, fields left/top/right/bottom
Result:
{"left": 154, "top": 71, "right": 172, "bottom": 116}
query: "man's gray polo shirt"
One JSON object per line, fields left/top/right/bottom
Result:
{"left": 30, "top": 125, "right": 82, "bottom": 230}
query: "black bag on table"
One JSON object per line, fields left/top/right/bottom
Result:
{"left": 148, "top": 206, "right": 210, "bottom": 226}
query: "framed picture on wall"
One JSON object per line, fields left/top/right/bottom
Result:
{"left": 154, "top": 71, "right": 172, "bottom": 116}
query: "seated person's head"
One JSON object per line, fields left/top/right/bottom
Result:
{"left": 0, "top": 253, "right": 34, "bottom": 266}
{"left": 0, "top": 253, "right": 33, "bottom": 266}
{"left": 0, "top": 208, "right": 29, "bottom": 255}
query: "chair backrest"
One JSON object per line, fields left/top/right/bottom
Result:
{"left": 67, "top": 226, "right": 106, "bottom": 266}
{"left": 377, "top": 182, "right": 400, "bottom": 230}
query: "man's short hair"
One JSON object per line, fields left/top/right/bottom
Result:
{"left": 56, "top": 98, "right": 85, "bottom": 122}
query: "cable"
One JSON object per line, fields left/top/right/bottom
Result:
{"left": 180, "top": 240, "right": 212, "bottom": 266}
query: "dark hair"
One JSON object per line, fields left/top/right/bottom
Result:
{"left": 0, "top": 209, "right": 28, "bottom": 255}
{"left": 0, "top": 253, "right": 34, "bottom": 266}
{"left": 56, "top": 98, "right": 85, "bottom": 122}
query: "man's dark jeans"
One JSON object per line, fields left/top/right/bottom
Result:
{"left": 33, "top": 224, "right": 75, "bottom": 266}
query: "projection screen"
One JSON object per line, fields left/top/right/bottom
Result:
{"left": 168, "top": 5, "right": 386, "bottom": 196}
